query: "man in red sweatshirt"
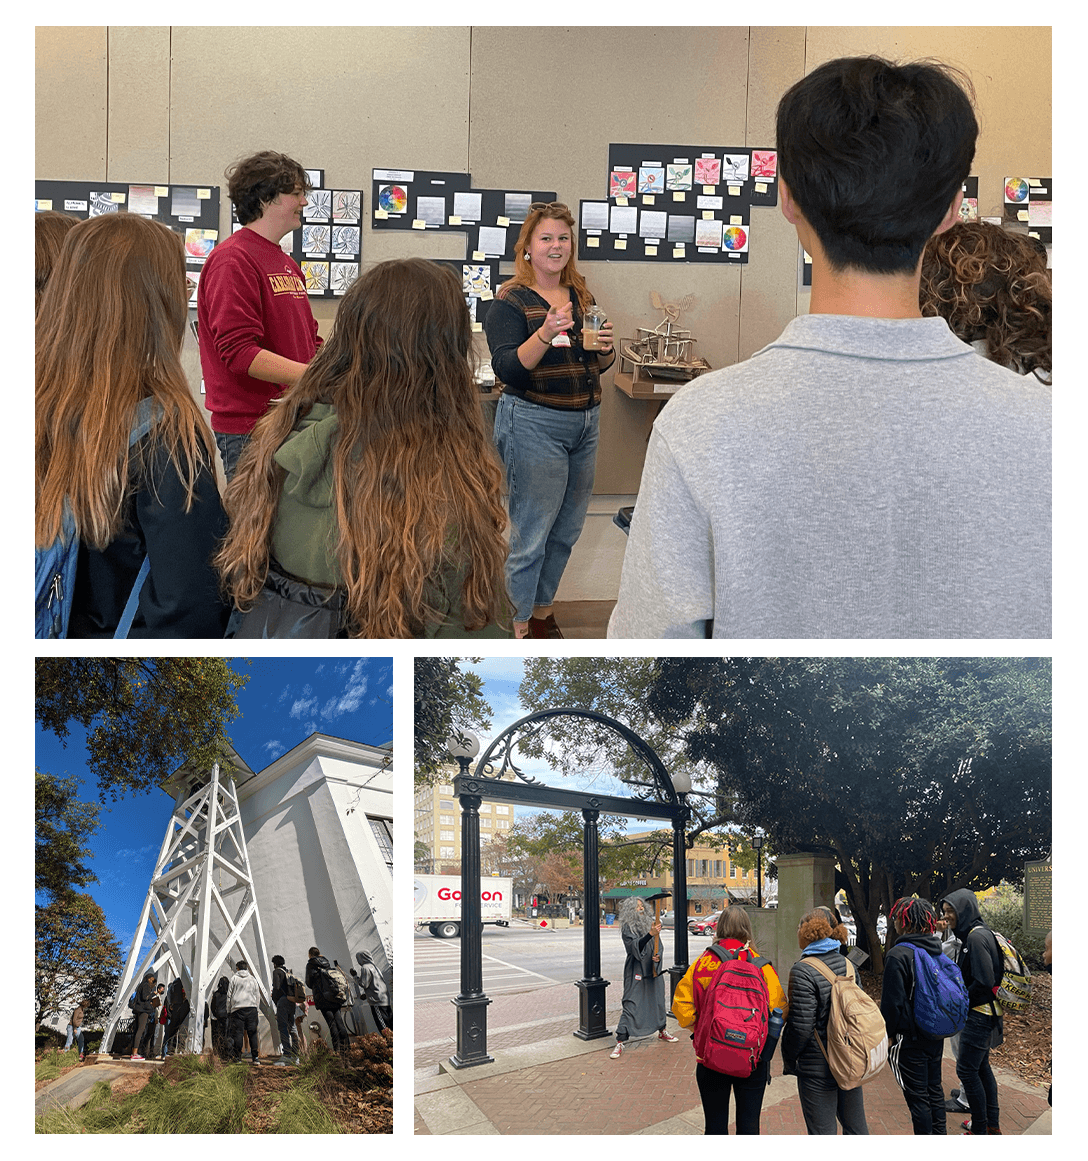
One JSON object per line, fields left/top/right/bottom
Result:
{"left": 198, "top": 151, "right": 322, "bottom": 479}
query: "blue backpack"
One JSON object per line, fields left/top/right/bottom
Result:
{"left": 35, "top": 398, "right": 160, "bottom": 639}
{"left": 909, "top": 945, "right": 969, "bottom": 1037}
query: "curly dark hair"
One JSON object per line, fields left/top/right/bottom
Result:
{"left": 226, "top": 151, "right": 312, "bottom": 225}
{"left": 920, "top": 221, "right": 1051, "bottom": 380}
{"left": 797, "top": 906, "right": 848, "bottom": 949}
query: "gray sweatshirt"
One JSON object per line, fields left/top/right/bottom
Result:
{"left": 608, "top": 314, "right": 1051, "bottom": 639}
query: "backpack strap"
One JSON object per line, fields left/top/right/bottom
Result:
{"left": 111, "top": 398, "right": 163, "bottom": 639}
{"left": 706, "top": 939, "right": 766, "bottom": 967}
{"left": 804, "top": 956, "right": 853, "bottom": 985}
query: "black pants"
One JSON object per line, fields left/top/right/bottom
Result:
{"left": 130, "top": 1011, "right": 151, "bottom": 1056}
{"left": 957, "top": 1009, "right": 1001, "bottom": 1132}
{"left": 319, "top": 1006, "right": 350, "bottom": 1052}
{"left": 696, "top": 1058, "right": 770, "bottom": 1134}
{"left": 889, "top": 1034, "right": 948, "bottom": 1134}
{"left": 230, "top": 1006, "right": 259, "bottom": 1061}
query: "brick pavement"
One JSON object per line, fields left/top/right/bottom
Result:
{"left": 416, "top": 994, "right": 1051, "bottom": 1134}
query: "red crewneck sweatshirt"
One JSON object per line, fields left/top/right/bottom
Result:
{"left": 197, "top": 226, "right": 321, "bottom": 434}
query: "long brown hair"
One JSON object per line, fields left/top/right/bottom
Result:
{"left": 35, "top": 210, "right": 78, "bottom": 316}
{"left": 216, "top": 258, "right": 510, "bottom": 637}
{"left": 920, "top": 221, "right": 1051, "bottom": 380}
{"left": 35, "top": 214, "right": 217, "bottom": 549}
{"left": 504, "top": 203, "right": 592, "bottom": 312}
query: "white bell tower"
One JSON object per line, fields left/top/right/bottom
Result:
{"left": 100, "top": 745, "right": 276, "bottom": 1057}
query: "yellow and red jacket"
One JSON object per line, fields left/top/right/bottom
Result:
{"left": 673, "top": 937, "right": 788, "bottom": 1032}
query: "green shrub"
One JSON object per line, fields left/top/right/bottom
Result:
{"left": 35, "top": 1048, "right": 79, "bottom": 1083}
{"left": 271, "top": 1084, "right": 340, "bottom": 1134}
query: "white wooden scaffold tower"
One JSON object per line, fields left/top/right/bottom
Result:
{"left": 101, "top": 745, "right": 277, "bottom": 1057}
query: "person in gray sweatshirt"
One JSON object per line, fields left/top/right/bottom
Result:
{"left": 609, "top": 55, "right": 1049, "bottom": 641}
{"left": 226, "top": 959, "right": 262, "bottom": 1064}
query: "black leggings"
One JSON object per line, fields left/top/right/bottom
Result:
{"left": 695, "top": 1057, "right": 770, "bottom": 1134}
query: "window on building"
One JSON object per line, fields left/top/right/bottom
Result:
{"left": 495, "top": 805, "right": 510, "bottom": 814}
{"left": 730, "top": 864, "right": 737, "bottom": 879}
{"left": 440, "top": 830, "right": 454, "bottom": 841}
{"left": 440, "top": 846, "right": 455, "bottom": 858}
{"left": 480, "top": 803, "right": 491, "bottom": 813}
{"left": 369, "top": 817, "right": 393, "bottom": 874}
{"left": 481, "top": 817, "right": 492, "bottom": 827}
{"left": 439, "top": 813, "right": 454, "bottom": 825}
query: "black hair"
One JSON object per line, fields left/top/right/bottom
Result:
{"left": 776, "top": 56, "right": 978, "bottom": 274}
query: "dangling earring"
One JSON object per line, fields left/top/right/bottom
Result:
{"left": 525, "top": 251, "right": 531, "bottom": 261}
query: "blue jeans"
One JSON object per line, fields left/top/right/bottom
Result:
{"left": 956, "top": 1009, "right": 1001, "bottom": 1132}
{"left": 214, "top": 431, "right": 250, "bottom": 483}
{"left": 276, "top": 997, "right": 300, "bottom": 1058}
{"left": 493, "top": 394, "right": 599, "bottom": 622}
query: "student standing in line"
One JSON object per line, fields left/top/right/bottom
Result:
{"left": 197, "top": 151, "right": 322, "bottom": 480}
{"left": 609, "top": 56, "right": 1050, "bottom": 639}
{"left": 782, "top": 907, "right": 870, "bottom": 1134}
{"left": 673, "top": 906, "right": 788, "bottom": 1134}
{"left": 226, "top": 959, "right": 262, "bottom": 1064}
{"left": 36, "top": 214, "right": 229, "bottom": 638}
{"left": 305, "top": 946, "right": 351, "bottom": 1063}
{"left": 940, "top": 889, "right": 1004, "bottom": 1134}
{"left": 881, "top": 896, "right": 962, "bottom": 1134}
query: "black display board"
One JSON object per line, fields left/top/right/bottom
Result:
{"left": 431, "top": 258, "right": 502, "bottom": 330}
{"left": 1004, "top": 175, "right": 1052, "bottom": 244}
{"left": 293, "top": 178, "right": 364, "bottom": 298}
{"left": 371, "top": 168, "right": 474, "bottom": 232}
{"left": 371, "top": 167, "right": 556, "bottom": 261}
{"left": 578, "top": 143, "right": 779, "bottom": 265}
{"left": 454, "top": 187, "right": 558, "bottom": 261}
{"left": 35, "top": 178, "right": 221, "bottom": 303}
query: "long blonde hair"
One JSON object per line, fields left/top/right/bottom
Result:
{"left": 215, "top": 258, "right": 510, "bottom": 637}
{"left": 504, "top": 203, "right": 592, "bottom": 312}
{"left": 35, "top": 214, "right": 216, "bottom": 549}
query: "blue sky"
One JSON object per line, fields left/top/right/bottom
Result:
{"left": 36, "top": 657, "right": 392, "bottom": 954}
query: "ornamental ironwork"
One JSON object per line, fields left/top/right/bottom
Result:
{"left": 473, "top": 707, "right": 682, "bottom": 807}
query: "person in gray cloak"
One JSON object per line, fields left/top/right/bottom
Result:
{"left": 610, "top": 896, "right": 679, "bottom": 1058}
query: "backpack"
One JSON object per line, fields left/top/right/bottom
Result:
{"left": 276, "top": 966, "right": 304, "bottom": 1004}
{"left": 908, "top": 944, "right": 969, "bottom": 1037}
{"left": 318, "top": 963, "right": 351, "bottom": 1007}
{"left": 805, "top": 957, "right": 888, "bottom": 1089}
{"left": 691, "top": 942, "right": 771, "bottom": 1078}
{"left": 35, "top": 397, "right": 160, "bottom": 639}
{"left": 970, "top": 928, "right": 1032, "bottom": 1013}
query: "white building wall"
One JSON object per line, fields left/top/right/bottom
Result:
{"left": 209, "top": 735, "right": 393, "bottom": 1055}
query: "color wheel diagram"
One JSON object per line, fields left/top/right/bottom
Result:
{"left": 379, "top": 184, "right": 408, "bottom": 213}
{"left": 1004, "top": 178, "right": 1029, "bottom": 203}
{"left": 723, "top": 225, "right": 748, "bottom": 251}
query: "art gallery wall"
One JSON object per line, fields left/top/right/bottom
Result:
{"left": 36, "top": 26, "right": 1051, "bottom": 493}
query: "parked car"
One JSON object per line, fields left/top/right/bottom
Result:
{"left": 688, "top": 911, "right": 723, "bottom": 937}
{"left": 659, "top": 910, "right": 676, "bottom": 928}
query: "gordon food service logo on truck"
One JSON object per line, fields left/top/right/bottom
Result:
{"left": 437, "top": 887, "right": 504, "bottom": 901}
{"left": 415, "top": 876, "right": 513, "bottom": 921}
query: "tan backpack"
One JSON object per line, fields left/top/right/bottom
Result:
{"left": 805, "top": 957, "right": 888, "bottom": 1089}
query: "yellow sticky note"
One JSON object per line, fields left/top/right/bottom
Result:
{"left": 702, "top": 185, "right": 715, "bottom": 195}
{"left": 448, "top": 215, "right": 462, "bottom": 226}
{"left": 480, "top": 289, "right": 494, "bottom": 301}
{"left": 730, "top": 215, "right": 743, "bottom": 225}
{"left": 728, "top": 185, "right": 741, "bottom": 196}
{"left": 36, "top": 199, "right": 53, "bottom": 210}
{"left": 412, "top": 219, "right": 427, "bottom": 230}
{"left": 471, "top": 321, "right": 482, "bottom": 332}
{"left": 642, "top": 195, "right": 655, "bottom": 205}
{"left": 375, "top": 208, "right": 389, "bottom": 219}
{"left": 154, "top": 186, "right": 169, "bottom": 197}
{"left": 197, "top": 189, "right": 211, "bottom": 199}
{"left": 111, "top": 191, "right": 126, "bottom": 203}
{"left": 472, "top": 250, "right": 485, "bottom": 261}
{"left": 646, "top": 245, "right": 658, "bottom": 256}
{"left": 672, "top": 247, "right": 685, "bottom": 258}
{"left": 587, "top": 236, "right": 600, "bottom": 247}
{"left": 497, "top": 215, "right": 511, "bottom": 227}
{"left": 755, "top": 182, "right": 767, "bottom": 194}
{"left": 1028, "top": 178, "right": 1043, "bottom": 187}
{"left": 616, "top": 239, "right": 627, "bottom": 250}
{"left": 1017, "top": 210, "right": 1029, "bottom": 222}
{"left": 617, "top": 196, "right": 628, "bottom": 206}
{"left": 702, "top": 211, "right": 714, "bottom": 220}
{"left": 673, "top": 191, "right": 685, "bottom": 202}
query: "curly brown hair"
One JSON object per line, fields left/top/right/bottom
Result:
{"left": 797, "top": 906, "right": 848, "bottom": 949}
{"left": 920, "top": 221, "right": 1051, "bottom": 380}
{"left": 226, "top": 151, "right": 312, "bottom": 225}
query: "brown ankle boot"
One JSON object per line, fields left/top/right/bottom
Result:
{"left": 528, "top": 614, "right": 563, "bottom": 638}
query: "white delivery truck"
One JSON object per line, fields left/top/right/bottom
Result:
{"left": 414, "top": 875, "right": 513, "bottom": 938}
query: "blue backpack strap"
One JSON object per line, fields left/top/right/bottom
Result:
{"left": 112, "top": 397, "right": 162, "bottom": 639}
{"left": 114, "top": 556, "right": 150, "bottom": 639}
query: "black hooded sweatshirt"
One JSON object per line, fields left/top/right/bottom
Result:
{"left": 940, "top": 888, "right": 1002, "bottom": 1011}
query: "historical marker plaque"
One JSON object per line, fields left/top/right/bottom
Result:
{"left": 1023, "top": 859, "right": 1052, "bottom": 935}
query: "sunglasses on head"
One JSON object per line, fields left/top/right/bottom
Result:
{"left": 530, "top": 201, "right": 570, "bottom": 214}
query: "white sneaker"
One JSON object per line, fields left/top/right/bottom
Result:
{"left": 658, "top": 1031, "right": 679, "bottom": 1042}
{"left": 609, "top": 1042, "right": 624, "bottom": 1059}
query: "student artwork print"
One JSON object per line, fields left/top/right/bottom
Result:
{"left": 958, "top": 176, "right": 979, "bottom": 222}
{"left": 1004, "top": 175, "right": 1052, "bottom": 245}
{"left": 305, "top": 189, "right": 332, "bottom": 221}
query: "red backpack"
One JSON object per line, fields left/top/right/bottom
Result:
{"left": 692, "top": 942, "right": 771, "bottom": 1077}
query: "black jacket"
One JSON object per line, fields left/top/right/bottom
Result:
{"left": 782, "top": 949, "right": 854, "bottom": 1080}
{"left": 305, "top": 955, "right": 335, "bottom": 1007}
{"left": 941, "top": 888, "right": 1002, "bottom": 1011}
{"left": 133, "top": 978, "right": 158, "bottom": 1014}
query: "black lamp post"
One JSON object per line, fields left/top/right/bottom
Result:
{"left": 446, "top": 728, "right": 494, "bottom": 1069}
{"left": 751, "top": 833, "right": 764, "bottom": 908}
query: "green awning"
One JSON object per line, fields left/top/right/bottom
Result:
{"left": 601, "top": 887, "right": 665, "bottom": 899}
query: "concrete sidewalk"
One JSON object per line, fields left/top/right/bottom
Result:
{"left": 414, "top": 984, "right": 1051, "bottom": 1135}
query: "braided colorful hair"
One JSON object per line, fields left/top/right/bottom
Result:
{"left": 890, "top": 896, "right": 938, "bottom": 935}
